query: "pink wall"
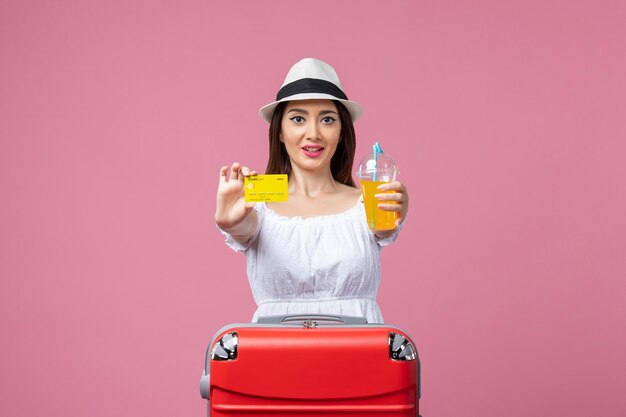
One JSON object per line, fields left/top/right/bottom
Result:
{"left": 1, "top": 1, "right": 625, "bottom": 416}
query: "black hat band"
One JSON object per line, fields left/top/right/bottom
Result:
{"left": 276, "top": 78, "right": 348, "bottom": 101}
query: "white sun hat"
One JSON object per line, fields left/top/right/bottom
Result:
{"left": 259, "top": 57, "right": 363, "bottom": 123}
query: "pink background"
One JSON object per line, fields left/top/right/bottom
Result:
{"left": 1, "top": 1, "right": 625, "bottom": 416}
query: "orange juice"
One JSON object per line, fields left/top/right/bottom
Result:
{"left": 360, "top": 180, "right": 398, "bottom": 230}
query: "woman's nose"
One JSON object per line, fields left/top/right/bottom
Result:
{"left": 305, "top": 121, "right": 321, "bottom": 141}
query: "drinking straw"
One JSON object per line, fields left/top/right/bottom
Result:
{"left": 371, "top": 142, "right": 383, "bottom": 229}
{"left": 373, "top": 142, "right": 383, "bottom": 181}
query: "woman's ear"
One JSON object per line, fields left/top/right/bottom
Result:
{"left": 279, "top": 133, "right": 284, "bottom": 143}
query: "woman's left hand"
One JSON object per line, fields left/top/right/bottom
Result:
{"left": 375, "top": 181, "right": 409, "bottom": 228}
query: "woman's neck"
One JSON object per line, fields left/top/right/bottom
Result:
{"left": 288, "top": 166, "right": 340, "bottom": 198}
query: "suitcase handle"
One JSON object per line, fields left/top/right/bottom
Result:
{"left": 256, "top": 314, "right": 368, "bottom": 325}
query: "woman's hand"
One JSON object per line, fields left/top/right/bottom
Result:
{"left": 375, "top": 181, "right": 409, "bottom": 228}
{"left": 215, "top": 162, "right": 258, "bottom": 240}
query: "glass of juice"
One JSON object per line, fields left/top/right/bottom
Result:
{"left": 356, "top": 151, "right": 399, "bottom": 231}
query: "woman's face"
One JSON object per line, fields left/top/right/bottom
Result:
{"left": 280, "top": 99, "right": 342, "bottom": 174}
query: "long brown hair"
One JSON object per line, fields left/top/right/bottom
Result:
{"left": 265, "top": 100, "right": 356, "bottom": 187}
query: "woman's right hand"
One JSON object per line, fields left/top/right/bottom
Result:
{"left": 215, "top": 163, "right": 258, "bottom": 234}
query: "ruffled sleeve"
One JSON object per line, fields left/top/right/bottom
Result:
{"left": 216, "top": 204, "right": 263, "bottom": 253}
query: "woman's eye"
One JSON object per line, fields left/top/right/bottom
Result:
{"left": 321, "top": 116, "right": 336, "bottom": 124}
{"left": 290, "top": 116, "right": 305, "bottom": 123}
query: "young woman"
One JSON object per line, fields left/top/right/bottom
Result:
{"left": 215, "top": 58, "right": 409, "bottom": 323}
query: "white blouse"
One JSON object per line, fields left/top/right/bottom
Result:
{"left": 219, "top": 199, "right": 402, "bottom": 323}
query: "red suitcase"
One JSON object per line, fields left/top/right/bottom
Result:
{"left": 200, "top": 314, "right": 421, "bottom": 416}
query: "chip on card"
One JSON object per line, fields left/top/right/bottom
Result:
{"left": 244, "top": 174, "right": 288, "bottom": 202}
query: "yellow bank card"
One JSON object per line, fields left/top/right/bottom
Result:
{"left": 244, "top": 174, "right": 289, "bottom": 202}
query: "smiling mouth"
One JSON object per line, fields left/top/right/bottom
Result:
{"left": 302, "top": 146, "right": 324, "bottom": 152}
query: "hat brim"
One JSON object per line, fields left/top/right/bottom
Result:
{"left": 259, "top": 93, "right": 363, "bottom": 123}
